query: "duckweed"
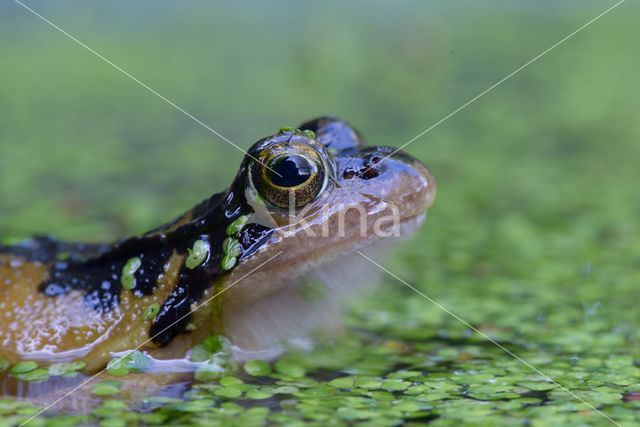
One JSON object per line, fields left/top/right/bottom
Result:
{"left": 220, "top": 254, "right": 236, "bottom": 271}
{"left": 193, "top": 364, "right": 225, "bottom": 382}
{"left": 219, "top": 376, "right": 243, "bottom": 387}
{"left": 201, "top": 335, "right": 230, "bottom": 354}
{"left": 106, "top": 351, "right": 151, "bottom": 377}
{"left": 125, "top": 351, "right": 152, "bottom": 372}
{"left": 191, "top": 336, "right": 225, "bottom": 363}
{"left": 226, "top": 215, "right": 250, "bottom": 236}
{"left": 105, "top": 358, "right": 129, "bottom": 377}
{"left": 274, "top": 359, "right": 306, "bottom": 378}
{"left": 243, "top": 360, "right": 272, "bottom": 377}
{"left": 120, "top": 257, "right": 141, "bottom": 290}
{"left": 213, "top": 387, "right": 243, "bottom": 398}
{"left": 49, "top": 361, "right": 86, "bottom": 377}
{"left": 143, "top": 303, "right": 161, "bottom": 320}
{"left": 245, "top": 389, "right": 274, "bottom": 400}
{"left": 17, "top": 368, "right": 50, "bottom": 382}
{"left": 302, "top": 129, "right": 316, "bottom": 139}
{"left": 9, "top": 361, "right": 38, "bottom": 375}
{"left": 222, "top": 237, "right": 243, "bottom": 258}
{"left": 185, "top": 240, "right": 210, "bottom": 270}
{"left": 91, "top": 382, "right": 122, "bottom": 397}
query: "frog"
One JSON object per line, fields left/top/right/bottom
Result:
{"left": 0, "top": 117, "right": 436, "bottom": 374}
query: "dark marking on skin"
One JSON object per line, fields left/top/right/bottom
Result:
{"left": 150, "top": 253, "right": 218, "bottom": 346}
{"left": 30, "top": 190, "right": 231, "bottom": 315}
{"left": 132, "top": 248, "right": 174, "bottom": 296}
{"left": 239, "top": 224, "right": 273, "bottom": 260}
{"left": 43, "top": 261, "right": 123, "bottom": 310}
{"left": 149, "top": 179, "right": 275, "bottom": 345}
{"left": 151, "top": 233, "right": 222, "bottom": 346}
{"left": 149, "top": 228, "right": 273, "bottom": 345}
{"left": 38, "top": 236, "right": 174, "bottom": 310}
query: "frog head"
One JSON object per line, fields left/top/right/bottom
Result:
{"left": 216, "top": 117, "right": 436, "bottom": 355}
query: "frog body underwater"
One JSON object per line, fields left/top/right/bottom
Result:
{"left": 0, "top": 117, "right": 435, "bottom": 373}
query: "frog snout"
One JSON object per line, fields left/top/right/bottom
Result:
{"left": 385, "top": 149, "right": 436, "bottom": 217}
{"left": 341, "top": 147, "right": 436, "bottom": 217}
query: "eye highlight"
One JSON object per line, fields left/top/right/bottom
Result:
{"left": 251, "top": 145, "right": 328, "bottom": 209}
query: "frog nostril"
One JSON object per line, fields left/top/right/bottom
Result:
{"left": 343, "top": 169, "right": 357, "bottom": 180}
{"left": 360, "top": 167, "right": 379, "bottom": 180}
{"left": 343, "top": 165, "right": 379, "bottom": 180}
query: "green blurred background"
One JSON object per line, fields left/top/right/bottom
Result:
{"left": 2, "top": 1, "right": 637, "bottom": 242}
{"left": 2, "top": 1, "right": 640, "bottom": 424}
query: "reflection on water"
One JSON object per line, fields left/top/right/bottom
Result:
{"left": 1, "top": 371, "right": 193, "bottom": 414}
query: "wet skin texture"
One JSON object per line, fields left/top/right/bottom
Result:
{"left": 0, "top": 117, "right": 435, "bottom": 372}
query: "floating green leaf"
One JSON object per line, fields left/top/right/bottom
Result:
{"left": 106, "top": 358, "right": 129, "bottom": 377}
{"left": 214, "top": 387, "right": 242, "bottom": 398}
{"left": 143, "top": 303, "right": 161, "bottom": 320}
{"left": 185, "top": 240, "right": 210, "bottom": 269}
{"left": 17, "top": 368, "right": 50, "bottom": 382}
{"left": 244, "top": 360, "right": 272, "bottom": 377}
{"left": 121, "top": 257, "right": 141, "bottom": 290}
{"left": 10, "top": 361, "right": 38, "bottom": 375}
{"left": 49, "top": 361, "right": 86, "bottom": 377}
{"left": 202, "top": 335, "right": 230, "bottom": 354}
{"left": 226, "top": 215, "right": 250, "bottom": 236}
{"left": 246, "top": 389, "right": 274, "bottom": 400}
{"left": 274, "top": 359, "right": 306, "bottom": 378}
{"left": 194, "top": 364, "right": 225, "bottom": 382}
{"left": 126, "top": 351, "right": 152, "bottom": 372}
{"left": 222, "top": 237, "right": 243, "bottom": 258}
{"left": 221, "top": 255, "right": 237, "bottom": 271}
{"left": 91, "top": 381, "right": 122, "bottom": 396}
{"left": 107, "top": 351, "right": 151, "bottom": 377}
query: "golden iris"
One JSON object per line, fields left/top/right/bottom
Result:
{"left": 252, "top": 147, "right": 325, "bottom": 209}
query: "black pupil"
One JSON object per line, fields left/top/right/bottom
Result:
{"left": 268, "top": 155, "right": 313, "bottom": 187}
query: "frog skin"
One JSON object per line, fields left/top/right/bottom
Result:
{"left": 0, "top": 117, "right": 435, "bottom": 372}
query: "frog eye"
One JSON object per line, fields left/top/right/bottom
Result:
{"left": 267, "top": 155, "right": 314, "bottom": 187}
{"left": 252, "top": 151, "right": 326, "bottom": 209}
